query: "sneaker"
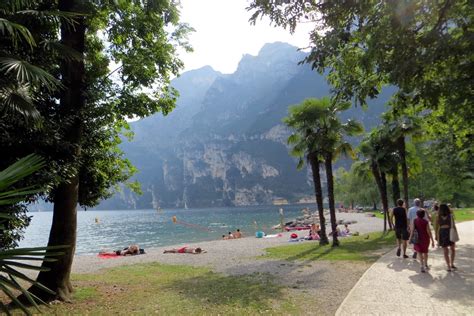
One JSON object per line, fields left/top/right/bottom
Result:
{"left": 412, "top": 252, "right": 417, "bottom": 259}
{"left": 425, "top": 265, "right": 430, "bottom": 270}
{"left": 403, "top": 255, "right": 409, "bottom": 259}
{"left": 421, "top": 268, "right": 426, "bottom": 273}
{"left": 396, "top": 248, "right": 401, "bottom": 257}
{"left": 451, "top": 265, "right": 457, "bottom": 270}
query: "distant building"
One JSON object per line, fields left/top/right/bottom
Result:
{"left": 272, "top": 198, "right": 289, "bottom": 205}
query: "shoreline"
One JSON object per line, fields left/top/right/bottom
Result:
{"left": 70, "top": 212, "right": 385, "bottom": 315}
{"left": 71, "top": 213, "right": 384, "bottom": 274}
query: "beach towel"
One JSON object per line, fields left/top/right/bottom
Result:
{"left": 98, "top": 252, "right": 120, "bottom": 259}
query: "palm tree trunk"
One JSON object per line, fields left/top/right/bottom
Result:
{"left": 398, "top": 136, "right": 409, "bottom": 209}
{"left": 381, "top": 172, "right": 392, "bottom": 230}
{"left": 370, "top": 160, "right": 387, "bottom": 232}
{"left": 308, "top": 153, "right": 329, "bottom": 245}
{"left": 324, "top": 153, "right": 339, "bottom": 247}
{"left": 29, "top": 0, "right": 85, "bottom": 302}
{"left": 391, "top": 167, "right": 401, "bottom": 206}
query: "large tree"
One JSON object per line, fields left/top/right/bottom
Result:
{"left": 359, "top": 128, "right": 400, "bottom": 231}
{"left": 284, "top": 98, "right": 330, "bottom": 245}
{"left": 285, "top": 97, "right": 363, "bottom": 247}
{"left": 383, "top": 108, "right": 423, "bottom": 208}
{"left": 1, "top": 0, "right": 191, "bottom": 302}
{"left": 315, "top": 98, "right": 363, "bottom": 246}
{"left": 248, "top": 0, "right": 473, "bottom": 190}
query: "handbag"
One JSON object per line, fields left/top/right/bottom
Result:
{"left": 410, "top": 228, "right": 419, "bottom": 244}
{"left": 449, "top": 215, "right": 460, "bottom": 242}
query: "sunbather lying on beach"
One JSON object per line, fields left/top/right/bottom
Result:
{"left": 119, "top": 244, "right": 139, "bottom": 255}
{"left": 163, "top": 247, "right": 205, "bottom": 254}
{"left": 98, "top": 245, "right": 145, "bottom": 258}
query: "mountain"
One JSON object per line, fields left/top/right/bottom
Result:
{"left": 97, "top": 42, "right": 390, "bottom": 210}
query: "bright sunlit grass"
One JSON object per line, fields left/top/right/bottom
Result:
{"left": 263, "top": 231, "right": 396, "bottom": 262}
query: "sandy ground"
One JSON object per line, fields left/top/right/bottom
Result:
{"left": 70, "top": 213, "right": 384, "bottom": 315}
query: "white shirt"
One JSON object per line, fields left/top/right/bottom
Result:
{"left": 408, "top": 206, "right": 429, "bottom": 225}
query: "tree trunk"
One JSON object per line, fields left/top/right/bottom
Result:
{"left": 370, "top": 160, "right": 387, "bottom": 232}
{"left": 398, "top": 136, "right": 409, "bottom": 209}
{"left": 28, "top": 0, "right": 86, "bottom": 302}
{"left": 381, "top": 172, "right": 392, "bottom": 230}
{"left": 391, "top": 167, "right": 401, "bottom": 207}
{"left": 324, "top": 153, "right": 339, "bottom": 247}
{"left": 308, "top": 153, "right": 329, "bottom": 245}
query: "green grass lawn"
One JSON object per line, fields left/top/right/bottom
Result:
{"left": 453, "top": 208, "right": 474, "bottom": 222}
{"left": 36, "top": 263, "right": 300, "bottom": 315}
{"left": 264, "top": 231, "right": 396, "bottom": 262}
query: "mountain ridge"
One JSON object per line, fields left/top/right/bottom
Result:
{"left": 97, "top": 42, "right": 389, "bottom": 210}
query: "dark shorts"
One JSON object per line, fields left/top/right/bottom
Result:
{"left": 395, "top": 227, "right": 409, "bottom": 240}
{"left": 439, "top": 228, "right": 454, "bottom": 247}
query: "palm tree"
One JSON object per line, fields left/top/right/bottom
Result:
{"left": 286, "top": 97, "right": 363, "bottom": 247}
{"left": 316, "top": 99, "right": 364, "bottom": 246}
{"left": 359, "top": 128, "right": 398, "bottom": 231}
{"left": 383, "top": 111, "right": 422, "bottom": 208}
{"left": 0, "top": 0, "right": 74, "bottom": 122}
{"left": 0, "top": 154, "right": 64, "bottom": 315}
{"left": 284, "top": 98, "right": 329, "bottom": 245}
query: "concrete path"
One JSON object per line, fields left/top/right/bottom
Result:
{"left": 336, "top": 221, "right": 474, "bottom": 316}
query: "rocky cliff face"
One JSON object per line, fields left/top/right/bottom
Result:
{"left": 97, "top": 42, "right": 389, "bottom": 210}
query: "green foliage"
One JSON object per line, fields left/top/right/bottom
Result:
{"left": 334, "top": 166, "right": 378, "bottom": 208}
{"left": 264, "top": 231, "right": 396, "bottom": 262}
{"left": 249, "top": 1, "right": 473, "bottom": 209}
{"left": 0, "top": 0, "right": 192, "bottom": 209}
{"left": 0, "top": 154, "right": 66, "bottom": 315}
{"left": 0, "top": 204, "right": 30, "bottom": 250}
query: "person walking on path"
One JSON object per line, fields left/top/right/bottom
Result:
{"left": 408, "top": 198, "right": 429, "bottom": 259}
{"left": 409, "top": 210, "right": 435, "bottom": 273}
{"left": 391, "top": 199, "right": 409, "bottom": 258}
{"left": 437, "top": 204, "right": 457, "bottom": 271}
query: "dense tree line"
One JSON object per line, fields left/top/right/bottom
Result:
{"left": 1, "top": 0, "right": 191, "bottom": 306}
{"left": 251, "top": 1, "right": 473, "bottom": 233}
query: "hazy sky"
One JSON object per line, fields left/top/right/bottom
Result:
{"left": 179, "top": 0, "right": 314, "bottom": 74}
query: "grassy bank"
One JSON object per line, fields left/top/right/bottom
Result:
{"left": 368, "top": 208, "right": 474, "bottom": 222}
{"left": 38, "top": 263, "right": 300, "bottom": 315}
{"left": 453, "top": 208, "right": 474, "bottom": 222}
{"left": 264, "top": 231, "right": 395, "bottom": 262}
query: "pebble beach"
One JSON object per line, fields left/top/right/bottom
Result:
{"left": 71, "top": 213, "right": 385, "bottom": 315}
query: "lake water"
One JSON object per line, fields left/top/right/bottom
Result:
{"left": 19, "top": 205, "right": 312, "bottom": 255}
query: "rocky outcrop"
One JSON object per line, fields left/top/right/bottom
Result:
{"left": 97, "top": 42, "right": 389, "bottom": 209}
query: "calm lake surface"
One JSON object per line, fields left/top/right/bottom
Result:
{"left": 20, "top": 205, "right": 312, "bottom": 255}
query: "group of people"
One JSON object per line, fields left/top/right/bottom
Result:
{"left": 392, "top": 198, "right": 458, "bottom": 273}
{"left": 222, "top": 229, "right": 243, "bottom": 240}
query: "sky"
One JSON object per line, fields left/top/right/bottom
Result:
{"left": 179, "top": 0, "right": 315, "bottom": 74}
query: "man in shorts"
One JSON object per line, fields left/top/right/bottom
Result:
{"left": 392, "top": 199, "right": 409, "bottom": 258}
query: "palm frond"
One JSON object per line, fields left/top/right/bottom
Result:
{"left": 0, "top": 18, "right": 35, "bottom": 47}
{"left": 40, "top": 40, "right": 82, "bottom": 62}
{"left": 0, "top": 57, "right": 61, "bottom": 91}
{"left": 0, "top": 84, "right": 41, "bottom": 122}
{"left": 0, "top": 155, "right": 68, "bottom": 314}
{"left": 0, "top": 154, "right": 44, "bottom": 194}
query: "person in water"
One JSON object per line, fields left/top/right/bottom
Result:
{"left": 163, "top": 247, "right": 204, "bottom": 254}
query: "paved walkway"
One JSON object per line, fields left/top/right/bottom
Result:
{"left": 336, "top": 221, "right": 474, "bottom": 315}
